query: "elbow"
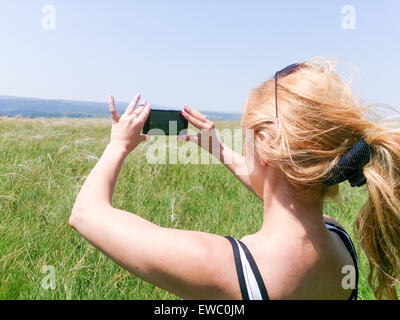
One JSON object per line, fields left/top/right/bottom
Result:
{"left": 69, "top": 205, "right": 86, "bottom": 230}
{"left": 69, "top": 201, "right": 111, "bottom": 230}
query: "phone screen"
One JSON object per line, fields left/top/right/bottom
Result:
{"left": 142, "top": 109, "right": 188, "bottom": 136}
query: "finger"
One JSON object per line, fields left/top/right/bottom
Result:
{"left": 133, "top": 105, "right": 145, "bottom": 116}
{"left": 137, "top": 104, "right": 152, "bottom": 124}
{"left": 124, "top": 93, "right": 141, "bottom": 116}
{"left": 184, "top": 105, "right": 207, "bottom": 121}
{"left": 108, "top": 94, "right": 120, "bottom": 123}
{"left": 140, "top": 100, "right": 147, "bottom": 107}
{"left": 181, "top": 109, "right": 205, "bottom": 129}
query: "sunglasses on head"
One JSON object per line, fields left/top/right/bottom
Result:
{"left": 274, "top": 63, "right": 304, "bottom": 130}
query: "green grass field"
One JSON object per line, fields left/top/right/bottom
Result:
{"left": 0, "top": 117, "right": 376, "bottom": 299}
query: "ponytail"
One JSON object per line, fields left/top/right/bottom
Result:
{"left": 357, "top": 126, "right": 400, "bottom": 299}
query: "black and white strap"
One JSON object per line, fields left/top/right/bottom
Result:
{"left": 225, "top": 236, "right": 269, "bottom": 300}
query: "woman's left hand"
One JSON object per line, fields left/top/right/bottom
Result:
{"left": 108, "top": 93, "right": 151, "bottom": 154}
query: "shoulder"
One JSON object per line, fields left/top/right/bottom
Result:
{"left": 239, "top": 229, "right": 354, "bottom": 299}
{"left": 238, "top": 234, "right": 317, "bottom": 299}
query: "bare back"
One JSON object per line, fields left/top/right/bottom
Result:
{"left": 237, "top": 220, "right": 357, "bottom": 300}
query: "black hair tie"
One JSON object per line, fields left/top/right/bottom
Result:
{"left": 323, "top": 138, "right": 375, "bottom": 187}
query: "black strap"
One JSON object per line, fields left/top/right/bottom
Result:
{"left": 325, "top": 222, "right": 359, "bottom": 300}
{"left": 237, "top": 239, "right": 270, "bottom": 300}
{"left": 225, "top": 236, "right": 249, "bottom": 300}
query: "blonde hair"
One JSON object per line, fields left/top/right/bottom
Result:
{"left": 242, "top": 58, "right": 400, "bottom": 299}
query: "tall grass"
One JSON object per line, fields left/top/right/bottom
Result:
{"left": 0, "top": 117, "right": 376, "bottom": 299}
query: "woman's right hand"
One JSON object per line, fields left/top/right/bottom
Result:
{"left": 177, "top": 105, "right": 219, "bottom": 154}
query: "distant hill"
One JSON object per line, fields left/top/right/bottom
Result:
{"left": 0, "top": 96, "right": 241, "bottom": 121}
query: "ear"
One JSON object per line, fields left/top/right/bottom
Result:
{"left": 257, "top": 131, "right": 269, "bottom": 144}
{"left": 256, "top": 131, "right": 270, "bottom": 167}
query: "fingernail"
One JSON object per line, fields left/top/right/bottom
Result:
{"left": 109, "top": 93, "right": 113, "bottom": 99}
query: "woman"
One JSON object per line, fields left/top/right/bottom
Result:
{"left": 69, "top": 59, "right": 400, "bottom": 299}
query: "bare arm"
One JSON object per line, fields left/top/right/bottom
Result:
{"left": 219, "top": 140, "right": 256, "bottom": 195}
{"left": 180, "top": 105, "right": 260, "bottom": 199}
{"left": 69, "top": 95, "right": 239, "bottom": 299}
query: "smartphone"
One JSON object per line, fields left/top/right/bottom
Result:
{"left": 142, "top": 109, "right": 188, "bottom": 136}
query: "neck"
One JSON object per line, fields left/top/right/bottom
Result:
{"left": 258, "top": 169, "right": 326, "bottom": 237}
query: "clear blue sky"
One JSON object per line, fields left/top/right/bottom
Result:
{"left": 0, "top": 0, "right": 399, "bottom": 113}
